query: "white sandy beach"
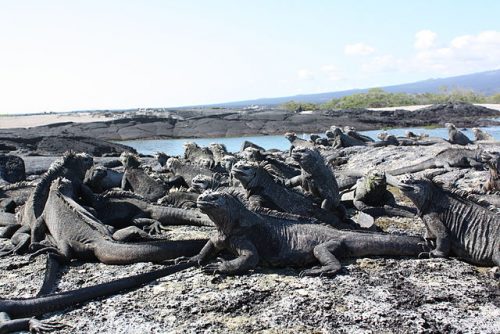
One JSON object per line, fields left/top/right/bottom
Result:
{"left": 0, "top": 112, "right": 117, "bottom": 129}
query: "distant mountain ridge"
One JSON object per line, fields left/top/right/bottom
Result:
{"left": 206, "top": 69, "right": 500, "bottom": 108}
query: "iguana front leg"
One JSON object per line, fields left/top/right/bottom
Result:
{"left": 173, "top": 238, "right": 220, "bottom": 266}
{"left": 0, "top": 312, "right": 66, "bottom": 334}
{"left": 285, "top": 175, "right": 302, "bottom": 188}
{"left": 202, "top": 236, "right": 259, "bottom": 275}
{"left": 420, "top": 213, "right": 450, "bottom": 258}
{"left": 300, "top": 240, "right": 343, "bottom": 277}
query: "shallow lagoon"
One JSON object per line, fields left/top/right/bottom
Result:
{"left": 119, "top": 126, "right": 500, "bottom": 156}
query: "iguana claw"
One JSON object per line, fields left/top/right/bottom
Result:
{"left": 29, "top": 318, "right": 68, "bottom": 333}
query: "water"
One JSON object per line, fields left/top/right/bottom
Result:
{"left": 119, "top": 126, "right": 500, "bottom": 156}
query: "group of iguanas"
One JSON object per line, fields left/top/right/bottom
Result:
{"left": 0, "top": 123, "right": 498, "bottom": 333}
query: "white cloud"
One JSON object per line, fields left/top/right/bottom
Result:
{"left": 363, "top": 30, "right": 500, "bottom": 75}
{"left": 414, "top": 30, "right": 437, "bottom": 50}
{"left": 344, "top": 43, "right": 375, "bottom": 56}
{"left": 321, "top": 64, "right": 343, "bottom": 81}
{"left": 297, "top": 68, "right": 314, "bottom": 80}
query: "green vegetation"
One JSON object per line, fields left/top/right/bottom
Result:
{"left": 279, "top": 87, "right": 500, "bottom": 111}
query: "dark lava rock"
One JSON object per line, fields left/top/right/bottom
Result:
{"left": 1, "top": 103, "right": 497, "bottom": 141}
{"left": 0, "top": 155, "right": 25, "bottom": 183}
{"left": 0, "top": 135, "right": 136, "bottom": 156}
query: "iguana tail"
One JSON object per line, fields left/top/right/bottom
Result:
{"left": 94, "top": 239, "right": 207, "bottom": 265}
{"left": 0, "top": 262, "right": 193, "bottom": 318}
{"left": 387, "top": 159, "right": 436, "bottom": 176}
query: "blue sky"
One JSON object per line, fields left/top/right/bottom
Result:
{"left": 1, "top": 0, "right": 499, "bottom": 114}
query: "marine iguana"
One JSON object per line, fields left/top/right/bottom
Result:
{"left": 83, "top": 165, "right": 123, "bottom": 193}
{"left": 240, "top": 147, "right": 300, "bottom": 180}
{"left": 396, "top": 176, "right": 499, "bottom": 266}
{"left": 183, "top": 142, "right": 215, "bottom": 168}
{"left": 30, "top": 177, "right": 207, "bottom": 264}
{"left": 352, "top": 170, "right": 415, "bottom": 218}
{"left": 0, "top": 262, "right": 192, "bottom": 333}
{"left": 4, "top": 152, "right": 94, "bottom": 256}
{"left": 326, "top": 128, "right": 365, "bottom": 149}
{"left": 472, "top": 128, "right": 494, "bottom": 141}
{"left": 343, "top": 126, "right": 374, "bottom": 142}
{"left": 446, "top": 123, "right": 473, "bottom": 145}
{"left": 85, "top": 189, "right": 215, "bottom": 230}
{"left": 284, "top": 132, "right": 314, "bottom": 155}
{"left": 231, "top": 161, "right": 351, "bottom": 228}
{"left": 178, "top": 190, "right": 427, "bottom": 276}
{"left": 166, "top": 157, "right": 222, "bottom": 187}
{"left": 387, "top": 148, "right": 484, "bottom": 176}
{"left": 120, "top": 152, "right": 169, "bottom": 202}
{"left": 482, "top": 151, "right": 500, "bottom": 193}
{"left": 287, "top": 147, "right": 345, "bottom": 218}
{"left": 157, "top": 188, "right": 200, "bottom": 209}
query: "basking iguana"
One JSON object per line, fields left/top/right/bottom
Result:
{"left": 396, "top": 176, "right": 499, "bottom": 266}
{"left": 231, "top": 160, "right": 352, "bottom": 229}
{"left": 4, "top": 152, "right": 94, "bottom": 256}
{"left": 284, "top": 132, "right": 314, "bottom": 155}
{"left": 446, "top": 123, "right": 473, "bottom": 145}
{"left": 0, "top": 262, "right": 192, "bottom": 333}
{"left": 84, "top": 189, "right": 215, "bottom": 232}
{"left": 387, "top": 147, "right": 484, "bottom": 176}
{"left": 166, "top": 157, "right": 218, "bottom": 187}
{"left": 287, "top": 147, "right": 346, "bottom": 218}
{"left": 120, "top": 152, "right": 169, "bottom": 202}
{"left": 177, "top": 190, "right": 427, "bottom": 276}
{"left": 352, "top": 170, "right": 416, "bottom": 218}
{"left": 472, "top": 128, "right": 494, "bottom": 141}
{"left": 83, "top": 165, "right": 123, "bottom": 193}
{"left": 481, "top": 151, "right": 500, "bottom": 193}
{"left": 183, "top": 142, "right": 215, "bottom": 168}
{"left": 326, "top": 127, "right": 366, "bottom": 148}
{"left": 30, "top": 177, "right": 207, "bottom": 264}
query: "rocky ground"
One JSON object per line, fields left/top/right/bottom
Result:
{"left": 1, "top": 142, "right": 499, "bottom": 333}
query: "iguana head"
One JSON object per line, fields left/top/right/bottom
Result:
{"left": 197, "top": 190, "right": 244, "bottom": 233}
{"left": 51, "top": 177, "right": 75, "bottom": 198}
{"left": 231, "top": 161, "right": 260, "bottom": 188}
{"left": 154, "top": 152, "right": 169, "bottom": 167}
{"left": 120, "top": 152, "right": 140, "bottom": 169}
{"left": 61, "top": 152, "right": 93, "bottom": 180}
{"left": 191, "top": 175, "right": 213, "bottom": 193}
{"left": 165, "top": 157, "right": 182, "bottom": 171}
{"left": 364, "top": 169, "right": 386, "bottom": 190}
{"left": 291, "top": 147, "right": 322, "bottom": 172}
{"left": 284, "top": 132, "right": 297, "bottom": 142}
{"left": 240, "top": 147, "right": 263, "bottom": 162}
{"left": 221, "top": 155, "right": 237, "bottom": 171}
{"left": 445, "top": 123, "right": 456, "bottom": 130}
{"left": 395, "top": 175, "right": 432, "bottom": 209}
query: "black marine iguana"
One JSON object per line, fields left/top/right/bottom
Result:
{"left": 446, "top": 123, "right": 473, "bottom": 145}
{"left": 3, "top": 152, "right": 93, "bottom": 256}
{"left": 83, "top": 165, "right": 123, "bottom": 193}
{"left": 83, "top": 189, "right": 215, "bottom": 233}
{"left": 396, "top": 176, "right": 499, "bottom": 266}
{"left": 177, "top": 190, "right": 427, "bottom": 276}
{"left": 387, "top": 147, "right": 484, "bottom": 176}
{"left": 231, "top": 160, "right": 351, "bottom": 228}
{"left": 352, "top": 170, "right": 416, "bottom": 218}
{"left": 120, "top": 152, "right": 169, "bottom": 202}
{"left": 30, "top": 177, "right": 207, "bottom": 264}
{"left": 287, "top": 147, "right": 346, "bottom": 218}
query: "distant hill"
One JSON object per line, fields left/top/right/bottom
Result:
{"left": 207, "top": 69, "right": 500, "bottom": 108}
